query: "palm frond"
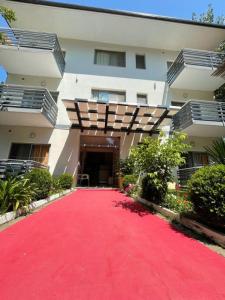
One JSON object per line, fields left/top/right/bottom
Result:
{"left": 205, "top": 138, "right": 225, "bottom": 164}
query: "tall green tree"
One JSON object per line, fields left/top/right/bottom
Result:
{"left": 192, "top": 4, "right": 225, "bottom": 24}
{"left": 0, "top": 6, "right": 16, "bottom": 23}
{"left": 0, "top": 6, "right": 16, "bottom": 43}
{"left": 130, "top": 132, "right": 190, "bottom": 202}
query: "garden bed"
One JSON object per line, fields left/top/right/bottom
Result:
{"left": 137, "top": 197, "right": 225, "bottom": 249}
{"left": 0, "top": 189, "right": 74, "bottom": 226}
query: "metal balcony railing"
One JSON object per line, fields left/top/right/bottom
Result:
{"left": 177, "top": 166, "right": 203, "bottom": 185}
{"left": 0, "top": 84, "right": 58, "bottom": 126}
{"left": 173, "top": 100, "right": 225, "bottom": 131}
{"left": 0, "top": 27, "right": 65, "bottom": 75}
{"left": 0, "top": 159, "right": 47, "bottom": 179}
{"left": 167, "top": 49, "right": 225, "bottom": 86}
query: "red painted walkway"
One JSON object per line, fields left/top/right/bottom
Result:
{"left": 0, "top": 190, "right": 225, "bottom": 299}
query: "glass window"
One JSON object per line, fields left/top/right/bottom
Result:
{"left": 136, "top": 55, "right": 146, "bottom": 69}
{"left": 180, "top": 152, "right": 209, "bottom": 168}
{"left": 92, "top": 90, "right": 126, "bottom": 103}
{"left": 137, "top": 94, "right": 147, "bottom": 104}
{"left": 9, "top": 143, "right": 50, "bottom": 165}
{"left": 94, "top": 50, "right": 126, "bottom": 67}
{"left": 171, "top": 101, "right": 185, "bottom": 107}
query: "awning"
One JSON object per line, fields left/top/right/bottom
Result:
{"left": 63, "top": 99, "right": 178, "bottom": 135}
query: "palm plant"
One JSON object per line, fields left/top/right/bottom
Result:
{"left": 0, "top": 177, "right": 37, "bottom": 214}
{"left": 205, "top": 138, "right": 225, "bottom": 164}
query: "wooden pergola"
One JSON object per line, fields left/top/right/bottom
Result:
{"left": 63, "top": 99, "right": 178, "bottom": 135}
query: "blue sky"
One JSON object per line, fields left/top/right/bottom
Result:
{"left": 1, "top": 0, "right": 225, "bottom": 82}
{"left": 50, "top": 0, "right": 225, "bottom": 19}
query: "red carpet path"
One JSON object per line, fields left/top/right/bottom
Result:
{"left": 0, "top": 190, "right": 225, "bottom": 300}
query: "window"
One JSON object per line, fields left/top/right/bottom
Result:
{"left": 167, "top": 61, "right": 174, "bottom": 70}
{"left": 171, "top": 101, "right": 185, "bottom": 107}
{"left": 180, "top": 152, "right": 209, "bottom": 169}
{"left": 94, "top": 50, "right": 126, "bottom": 67}
{"left": 9, "top": 143, "right": 50, "bottom": 165}
{"left": 136, "top": 55, "right": 146, "bottom": 69}
{"left": 137, "top": 94, "right": 147, "bottom": 104}
{"left": 92, "top": 90, "right": 126, "bottom": 103}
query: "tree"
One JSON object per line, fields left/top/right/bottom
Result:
{"left": 192, "top": 4, "right": 225, "bottom": 25}
{"left": 0, "top": 6, "right": 16, "bottom": 23}
{"left": 0, "top": 6, "right": 16, "bottom": 43}
{"left": 130, "top": 132, "right": 191, "bottom": 202}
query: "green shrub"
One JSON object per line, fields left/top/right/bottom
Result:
{"left": 0, "top": 177, "right": 37, "bottom": 214}
{"left": 188, "top": 164, "right": 225, "bottom": 229}
{"left": 57, "top": 173, "right": 73, "bottom": 189}
{"left": 163, "top": 190, "right": 193, "bottom": 214}
{"left": 122, "top": 174, "right": 138, "bottom": 188}
{"left": 130, "top": 132, "right": 191, "bottom": 204}
{"left": 119, "top": 158, "right": 135, "bottom": 176}
{"left": 51, "top": 176, "right": 62, "bottom": 194}
{"left": 141, "top": 173, "right": 168, "bottom": 204}
{"left": 25, "top": 168, "right": 52, "bottom": 200}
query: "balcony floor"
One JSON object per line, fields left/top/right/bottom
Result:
{"left": 170, "top": 65, "right": 224, "bottom": 91}
{"left": 0, "top": 110, "right": 54, "bottom": 127}
{"left": 183, "top": 121, "right": 225, "bottom": 137}
{"left": 0, "top": 46, "right": 62, "bottom": 78}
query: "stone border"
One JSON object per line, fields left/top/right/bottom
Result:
{"left": 137, "top": 197, "right": 180, "bottom": 221}
{"left": 137, "top": 197, "right": 225, "bottom": 249}
{"left": 0, "top": 188, "right": 75, "bottom": 226}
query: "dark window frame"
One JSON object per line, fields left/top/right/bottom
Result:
{"left": 136, "top": 54, "right": 146, "bottom": 69}
{"left": 91, "top": 89, "right": 126, "bottom": 103}
{"left": 9, "top": 143, "right": 51, "bottom": 163}
{"left": 137, "top": 93, "right": 148, "bottom": 104}
{"left": 94, "top": 49, "right": 126, "bottom": 67}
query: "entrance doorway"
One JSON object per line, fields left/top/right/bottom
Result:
{"left": 78, "top": 136, "right": 120, "bottom": 187}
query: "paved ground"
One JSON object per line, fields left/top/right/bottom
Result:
{"left": 0, "top": 189, "right": 225, "bottom": 300}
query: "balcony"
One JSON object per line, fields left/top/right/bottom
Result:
{"left": 177, "top": 166, "right": 202, "bottom": 186}
{"left": 173, "top": 100, "right": 225, "bottom": 137}
{"left": 0, "top": 84, "right": 58, "bottom": 127}
{"left": 0, "top": 28, "right": 65, "bottom": 77}
{"left": 167, "top": 49, "right": 225, "bottom": 91}
{"left": 0, "top": 159, "right": 47, "bottom": 179}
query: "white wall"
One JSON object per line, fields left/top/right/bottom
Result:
{"left": 7, "top": 39, "right": 214, "bottom": 126}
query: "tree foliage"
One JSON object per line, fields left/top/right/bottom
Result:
{"left": 130, "top": 132, "right": 191, "bottom": 202}
{"left": 0, "top": 6, "right": 16, "bottom": 23}
{"left": 130, "top": 132, "right": 190, "bottom": 179}
{"left": 192, "top": 4, "right": 225, "bottom": 25}
{"left": 0, "top": 177, "right": 37, "bottom": 214}
{"left": 188, "top": 165, "right": 225, "bottom": 229}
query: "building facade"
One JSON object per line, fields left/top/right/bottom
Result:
{"left": 0, "top": 0, "right": 225, "bottom": 185}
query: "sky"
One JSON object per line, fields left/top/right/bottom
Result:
{"left": 1, "top": 0, "right": 225, "bottom": 81}
{"left": 49, "top": 0, "right": 225, "bottom": 19}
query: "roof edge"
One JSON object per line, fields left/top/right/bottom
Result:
{"left": 8, "top": 0, "right": 225, "bottom": 30}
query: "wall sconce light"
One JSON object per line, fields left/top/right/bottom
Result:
{"left": 41, "top": 80, "right": 46, "bottom": 87}
{"left": 29, "top": 132, "right": 36, "bottom": 139}
{"left": 183, "top": 93, "right": 188, "bottom": 99}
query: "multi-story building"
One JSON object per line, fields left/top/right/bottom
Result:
{"left": 0, "top": 0, "right": 225, "bottom": 186}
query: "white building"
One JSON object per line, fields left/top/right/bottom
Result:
{"left": 0, "top": 0, "right": 225, "bottom": 186}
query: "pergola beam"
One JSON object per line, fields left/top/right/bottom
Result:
{"left": 127, "top": 107, "right": 140, "bottom": 135}
{"left": 149, "top": 109, "right": 169, "bottom": 136}
{"left": 104, "top": 105, "right": 109, "bottom": 134}
{"left": 74, "top": 101, "right": 83, "bottom": 132}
